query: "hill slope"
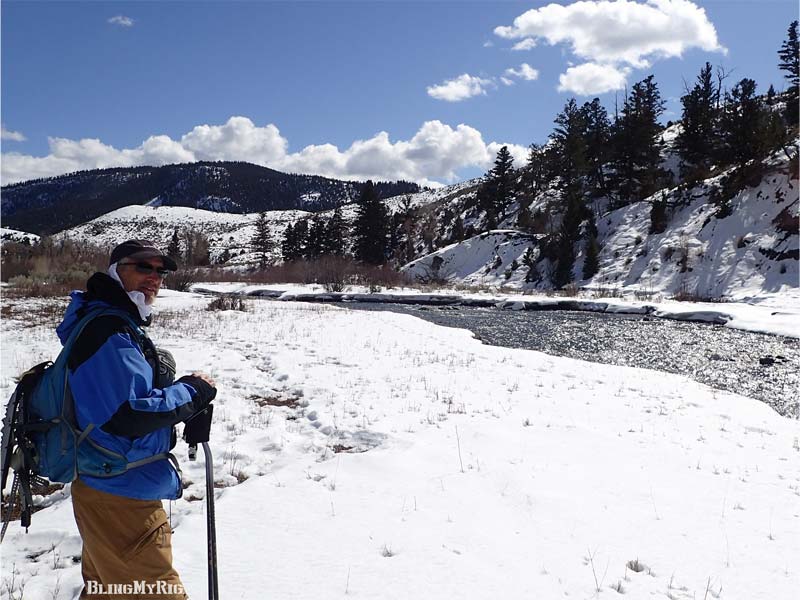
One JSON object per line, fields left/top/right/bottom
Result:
{"left": 55, "top": 181, "right": 473, "bottom": 265}
{"left": 404, "top": 157, "right": 798, "bottom": 300}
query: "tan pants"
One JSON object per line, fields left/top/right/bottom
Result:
{"left": 71, "top": 479, "right": 187, "bottom": 600}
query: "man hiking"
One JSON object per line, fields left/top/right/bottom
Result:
{"left": 59, "top": 239, "right": 216, "bottom": 599}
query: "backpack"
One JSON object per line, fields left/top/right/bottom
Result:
{"left": 0, "top": 306, "right": 172, "bottom": 542}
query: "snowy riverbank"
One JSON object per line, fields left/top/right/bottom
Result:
{"left": 1, "top": 292, "right": 798, "bottom": 599}
{"left": 192, "top": 282, "right": 800, "bottom": 338}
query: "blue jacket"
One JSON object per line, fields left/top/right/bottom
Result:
{"left": 57, "top": 273, "right": 215, "bottom": 500}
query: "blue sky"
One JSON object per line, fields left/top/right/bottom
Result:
{"left": 1, "top": 0, "right": 797, "bottom": 186}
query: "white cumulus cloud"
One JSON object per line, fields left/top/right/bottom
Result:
{"left": 0, "top": 117, "right": 525, "bottom": 187}
{"left": 511, "top": 38, "right": 538, "bottom": 51}
{"left": 495, "top": 0, "right": 724, "bottom": 92}
{"left": 557, "top": 62, "right": 631, "bottom": 95}
{"left": 495, "top": 0, "right": 724, "bottom": 68}
{"left": 504, "top": 63, "right": 540, "bottom": 81}
{"left": 180, "top": 117, "right": 288, "bottom": 164}
{"left": 427, "top": 73, "right": 493, "bottom": 102}
{"left": 108, "top": 15, "right": 134, "bottom": 27}
{"left": 1, "top": 126, "right": 26, "bottom": 142}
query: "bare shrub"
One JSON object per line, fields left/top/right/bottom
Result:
{"left": 773, "top": 206, "right": 799, "bottom": 235}
{"left": 249, "top": 257, "right": 411, "bottom": 289}
{"left": 562, "top": 283, "right": 580, "bottom": 297}
{"left": 2, "top": 237, "right": 109, "bottom": 297}
{"left": 206, "top": 295, "right": 247, "bottom": 312}
{"left": 626, "top": 559, "right": 646, "bottom": 573}
{"left": 167, "top": 268, "right": 201, "bottom": 292}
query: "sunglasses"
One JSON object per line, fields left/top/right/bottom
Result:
{"left": 118, "top": 261, "right": 170, "bottom": 278}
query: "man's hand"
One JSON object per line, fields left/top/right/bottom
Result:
{"left": 192, "top": 372, "right": 216, "bottom": 387}
{"left": 176, "top": 373, "right": 217, "bottom": 410}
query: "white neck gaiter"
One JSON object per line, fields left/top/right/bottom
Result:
{"left": 108, "top": 263, "right": 154, "bottom": 321}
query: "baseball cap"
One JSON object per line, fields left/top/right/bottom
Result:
{"left": 109, "top": 239, "right": 178, "bottom": 271}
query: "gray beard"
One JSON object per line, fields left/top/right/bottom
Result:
{"left": 107, "top": 263, "right": 154, "bottom": 321}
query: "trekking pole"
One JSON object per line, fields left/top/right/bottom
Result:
{"left": 202, "top": 441, "right": 219, "bottom": 600}
{"left": 184, "top": 404, "right": 218, "bottom": 600}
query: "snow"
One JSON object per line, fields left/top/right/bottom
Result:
{"left": 191, "top": 283, "right": 800, "bottom": 339}
{"left": 0, "top": 227, "right": 40, "bottom": 245}
{"left": 2, "top": 292, "right": 798, "bottom": 600}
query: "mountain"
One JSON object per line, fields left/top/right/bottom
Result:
{"left": 0, "top": 161, "right": 420, "bottom": 235}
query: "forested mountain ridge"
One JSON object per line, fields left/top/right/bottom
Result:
{"left": 0, "top": 161, "right": 419, "bottom": 235}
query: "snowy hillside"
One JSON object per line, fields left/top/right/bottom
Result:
{"left": 404, "top": 230, "right": 540, "bottom": 285}
{"left": 405, "top": 157, "right": 798, "bottom": 301}
{"left": 591, "top": 165, "right": 797, "bottom": 299}
{"left": 54, "top": 180, "right": 479, "bottom": 264}
{"left": 57, "top": 205, "right": 306, "bottom": 265}
{"left": 0, "top": 227, "right": 40, "bottom": 245}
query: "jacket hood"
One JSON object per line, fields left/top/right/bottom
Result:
{"left": 57, "top": 272, "right": 149, "bottom": 344}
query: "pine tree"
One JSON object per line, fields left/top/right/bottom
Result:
{"left": 649, "top": 195, "right": 669, "bottom": 234}
{"left": 719, "top": 78, "right": 771, "bottom": 167}
{"left": 581, "top": 209, "right": 600, "bottom": 281}
{"left": 548, "top": 99, "right": 590, "bottom": 287}
{"left": 766, "top": 84, "right": 777, "bottom": 106}
{"left": 522, "top": 247, "right": 540, "bottom": 283}
{"left": 551, "top": 99, "right": 588, "bottom": 191}
{"left": 489, "top": 146, "right": 515, "bottom": 220}
{"left": 251, "top": 212, "right": 273, "bottom": 268}
{"left": 477, "top": 185, "right": 498, "bottom": 230}
{"left": 353, "top": 180, "right": 389, "bottom": 265}
{"left": 398, "top": 197, "right": 417, "bottom": 265}
{"left": 324, "top": 208, "right": 346, "bottom": 256}
{"left": 450, "top": 215, "right": 465, "bottom": 242}
{"left": 281, "top": 223, "right": 295, "bottom": 262}
{"left": 520, "top": 143, "right": 549, "bottom": 199}
{"left": 582, "top": 236, "right": 600, "bottom": 280}
{"left": 182, "top": 230, "right": 210, "bottom": 266}
{"left": 675, "top": 63, "right": 720, "bottom": 181}
{"left": 292, "top": 219, "right": 309, "bottom": 259}
{"left": 611, "top": 75, "right": 668, "bottom": 206}
{"left": 516, "top": 201, "right": 533, "bottom": 232}
{"left": 552, "top": 191, "right": 583, "bottom": 288}
{"left": 478, "top": 146, "right": 516, "bottom": 228}
{"left": 167, "top": 229, "right": 182, "bottom": 265}
{"left": 778, "top": 20, "right": 799, "bottom": 126}
{"left": 305, "top": 219, "right": 326, "bottom": 260}
{"left": 580, "top": 98, "right": 611, "bottom": 197}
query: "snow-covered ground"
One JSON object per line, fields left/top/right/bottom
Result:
{"left": 1, "top": 290, "right": 798, "bottom": 599}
